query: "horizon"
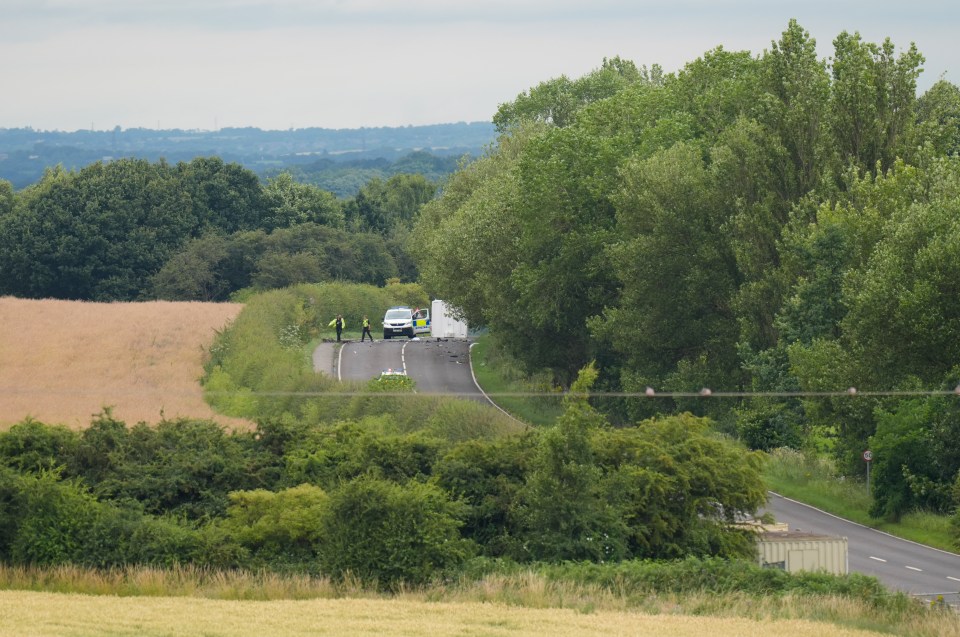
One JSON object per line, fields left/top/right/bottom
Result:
{"left": 0, "top": 121, "right": 494, "bottom": 135}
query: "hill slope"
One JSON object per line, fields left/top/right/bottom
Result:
{"left": 0, "top": 297, "right": 244, "bottom": 429}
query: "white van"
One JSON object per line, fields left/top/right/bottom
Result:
{"left": 382, "top": 306, "right": 431, "bottom": 339}
{"left": 383, "top": 306, "right": 414, "bottom": 339}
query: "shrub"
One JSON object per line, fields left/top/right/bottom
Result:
{"left": 218, "top": 484, "right": 329, "bottom": 568}
{"left": 319, "top": 476, "right": 470, "bottom": 587}
{"left": 0, "top": 419, "right": 79, "bottom": 473}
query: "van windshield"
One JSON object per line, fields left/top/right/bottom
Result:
{"left": 385, "top": 309, "right": 411, "bottom": 320}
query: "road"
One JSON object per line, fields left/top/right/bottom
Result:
{"left": 317, "top": 337, "right": 483, "bottom": 400}
{"left": 765, "top": 492, "right": 960, "bottom": 599}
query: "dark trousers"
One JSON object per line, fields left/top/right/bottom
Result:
{"left": 336, "top": 326, "right": 342, "bottom": 341}
{"left": 362, "top": 326, "right": 373, "bottom": 341}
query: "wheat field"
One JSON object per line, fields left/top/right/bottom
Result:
{"left": 0, "top": 590, "right": 890, "bottom": 637}
{"left": 0, "top": 297, "right": 247, "bottom": 429}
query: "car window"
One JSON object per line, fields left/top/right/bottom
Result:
{"left": 385, "top": 309, "right": 411, "bottom": 320}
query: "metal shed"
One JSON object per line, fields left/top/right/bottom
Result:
{"left": 758, "top": 531, "right": 848, "bottom": 575}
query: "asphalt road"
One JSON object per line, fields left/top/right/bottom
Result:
{"left": 764, "top": 492, "right": 960, "bottom": 599}
{"left": 319, "top": 337, "right": 483, "bottom": 400}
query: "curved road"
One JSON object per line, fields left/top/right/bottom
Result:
{"left": 318, "top": 337, "right": 484, "bottom": 400}
{"left": 764, "top": 493, "right": 960, "bottom": 599}
{"left": 317, "top": 339, "right": 960, "bottom": 598}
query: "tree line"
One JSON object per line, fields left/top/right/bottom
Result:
{"left": 0, "top": 123, "right": 493, "bottom": 191}
{"left": 413, "top": 21, "right": 960, "bottom": 522}
{"left": 0, "top": 158, "right": 436, "bottom": 301}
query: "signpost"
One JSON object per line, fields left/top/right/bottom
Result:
{"left": 863, "top": 450, "right": 873, "bottom": 496}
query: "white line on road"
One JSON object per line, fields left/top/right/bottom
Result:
{"left": 869, "top": 556, "right": 887, "bottom": 562}
{"left": 401, "top": 341, "right": 409, "bottom": 374}
{"left": 905, "top": 566, "right": 923, "bottom": 572}
{"left": 947, "top": 576, "right": 960, "bottom": 583}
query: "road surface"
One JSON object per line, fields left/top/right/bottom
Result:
{"left": 316, "top": 338, "right": 483, "bottom": 400}
{"left": 765, "top": 492, "right": 960, "bottom": 601}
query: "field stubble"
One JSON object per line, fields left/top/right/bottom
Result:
{"left": 0, "top": 589, "right": 897, "bottom": 637}
{"left": 0, "top": 297, "right": 249, "bottom": 429}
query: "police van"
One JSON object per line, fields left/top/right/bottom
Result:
{"left": 382, "top": 306, "right": 430, "bottom": 339}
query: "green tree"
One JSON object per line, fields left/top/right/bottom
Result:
{"left": 869, "top": 398, "right": 960, "bottom": 521}
{"left": 262, "top": 172, "right": 344, "bottom": 230}
{"left": 599, "top": 143, "right": 742, "bottom": 412}
{"left": 758, "top": 19, "right": 830, "bottom": 200}
{"left": 520, "top": 364, "right": 628, "bottom": 562}
{"left": 174, "top": 156, "right": 267, "bottom": 233}
{"left": 914, "top": 79, "right": 960, "bottom": 157}
{"left": 494, "top": 57, "right": 660, "bottom": 132}
{"left": 343, "top": 174, "right": 436, "bottom": 234}
{"left": 0, "top": 180, "right": 13, "bottom": 217}
{"left": 829, "top": 32, "right": 924, "bottom": 175}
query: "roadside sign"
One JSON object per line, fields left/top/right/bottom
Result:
{"left": 863, "top": 450, "right": 873, "bottom": 462}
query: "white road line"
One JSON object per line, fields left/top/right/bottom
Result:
{"left": 768, "top": 492, "right": 960, "bottom": 558}
{"left": 947, "top": 576, "right": 960, "bottom": 583}
{"left": 869, "top": 556, "right": 887, "bottom": 562}
{"left": 400, "top": 341, "right": 409, "bottom": 374}
{"left": 905, "top": 566, "right": 923, "bottom": 572}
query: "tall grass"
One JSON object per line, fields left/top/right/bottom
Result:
{"left": 764, "top": 447, "right": 958, "bottom": 552}
{"left": 1, "top": 563, "right": 954, "bottom": 636}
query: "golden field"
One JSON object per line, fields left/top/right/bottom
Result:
{"left": 0, "top": 590, "right": 890, "bottom": 637}
{"left": 0, "top": 297, "right": 247, "bottom": 429}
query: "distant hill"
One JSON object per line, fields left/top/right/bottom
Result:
{"left": 0, "top": 122, "right": 497, "bottom": 192}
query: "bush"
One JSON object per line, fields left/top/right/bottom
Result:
{"left": 319, "top": 476, "right": 470, "bottom": 587}
{"left": 0, "top": 419, "right": 79, "bottom": 473}
{"left": 9, "top": 472, "right": 100, "bottom": 565}
{"left": 218, "top": 484, "right": 329, "bottom": 568}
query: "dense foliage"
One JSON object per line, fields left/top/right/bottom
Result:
{"left": 0, "top": 160, "right": 436, "bottom": 301}
{"left": 413, "top": 20, "right": 960, "bottom": 520}
{"left": 0, "top": 403, "right": 764, "bottom": 585}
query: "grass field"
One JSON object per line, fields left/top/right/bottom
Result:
{"left": 0, "top": 297, "right": 248, "bottom": 429}
{"left": 0, "top": 590, "right": 893, "bottom": 637}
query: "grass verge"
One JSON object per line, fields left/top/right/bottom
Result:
{"left": 764, "top": 448, "right": 958, "bottom": 552}
{"left": 469, "top": 335, "right": 564, "bottom": 426}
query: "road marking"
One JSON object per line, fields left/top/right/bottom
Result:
{"left": 947, "top": 576, "right": 960, "bottom": 583}
{"left": 869, "top": 556, "right": 887, "bottom": 562}
{"left": 905, "top": 566, "right": 923, "bottom": 572}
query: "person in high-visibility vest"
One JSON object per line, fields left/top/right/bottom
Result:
{"left": 328, "top": 314, "right": 345, "bottom": 342}
{"left": 361, "top": 315, "right": 373, "bottom": 342}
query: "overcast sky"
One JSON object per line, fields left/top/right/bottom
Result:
{"left": 3, "top": 0, "right": 957, "bottom": 132}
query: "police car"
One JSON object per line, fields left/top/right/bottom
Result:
{"left": 382, "top": 306, "right": 431, "bottom": 339}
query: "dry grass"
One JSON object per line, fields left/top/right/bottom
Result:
{"left": 0, "top": 590, "right": 892, "bottom": 637}
{"left": 3, "top": 564, "right": 956, "bottom": 636}
{"left": 0, "top": 297, "right": 249, "bottom": 429}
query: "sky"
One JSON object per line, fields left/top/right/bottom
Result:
{"left": 2, "top": 0, "right": 957, "bottom": 132}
